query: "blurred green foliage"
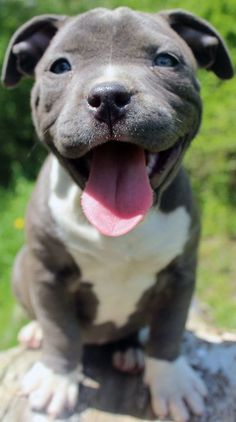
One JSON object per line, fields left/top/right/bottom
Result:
{"left": 0, "top": 0, "right": 236, "bottom": 348}
{"left": 0, "top": 178, "right": 33, "bottom": 348}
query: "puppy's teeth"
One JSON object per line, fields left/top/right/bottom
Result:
{"left": 146, "top": 153, "right": 158, "bottom": 175}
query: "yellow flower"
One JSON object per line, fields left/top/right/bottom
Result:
{"left": 14, "top": 217, "right": 25, "bottom": 230}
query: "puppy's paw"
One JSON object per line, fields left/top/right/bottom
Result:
{"left": 144, "top": 356, "right": 207, "bottom": 422}
{"left": 18, "top": 320, "right": 43, "bottom": 349}
{"left": 112, "top": 347, "right": 145, "bottom": 374}
{"left": 21, "top": 361, "right": 79, "bottom": 418}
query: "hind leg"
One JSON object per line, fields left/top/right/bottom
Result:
{"left": 112, "top": 329, "right": 149, "bottom": 374}
{"left": 13, "top": 246, "right": 43, "bottom": 349}
{"left": 113, "top": 347, "right": 145, "bottom": 374}
{"left": 18, "top": 320, "right": 43, "bottom": 349}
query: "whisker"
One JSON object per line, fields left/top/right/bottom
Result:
{"left": 26, "top": 141, "right": 39, "bottom": 160}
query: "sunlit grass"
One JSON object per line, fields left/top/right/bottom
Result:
{"left": 198, "top": 236, "right": 236, "bottom": 329}
{"left": 0, "top": 178, "right": 33, "bottom": 349}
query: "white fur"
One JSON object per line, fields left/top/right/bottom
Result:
{"left": 144, "top": 356, "right": 207, "bottom": 421}
{"left": 22, "top": 361, "right": 79, "bottom": 417}
{"left": 49, "top": 158, "right": 191, "bottom": 327}
{"left": 101, "top": 64, "right": 119, "bottom": 80}
{"left": 94, "top": 64, "right": 128, "bottom": 85}
{"left": 18, "top": 320, "right": 43, "bottom": 349}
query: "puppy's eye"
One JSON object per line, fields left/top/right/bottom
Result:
{"left": 50, "top": 58, "right": 72, "bottom": 74}
{"left": 154, "top": 53, "right": 179, "bottom": 67}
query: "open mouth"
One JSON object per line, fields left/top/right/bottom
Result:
{"left": 63, "top": 138, "right": 186, "bottom": 237}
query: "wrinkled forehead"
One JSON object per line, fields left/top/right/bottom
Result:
{"left": 45, "top": 8, "right": 192, "bottom": 62}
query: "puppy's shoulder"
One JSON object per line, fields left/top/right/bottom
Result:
{"left": 159, "top": 167, "right": 199, "bottom": 224}
{"left": 25, "top": 155, "right": 77, "bottom": 272}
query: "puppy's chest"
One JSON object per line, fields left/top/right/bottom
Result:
{"left": 49, "top": 160, "right": 191, "bottom": 327}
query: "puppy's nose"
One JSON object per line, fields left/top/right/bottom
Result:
{"left": 87, "top": 82, "right": 131, "bottom": 125}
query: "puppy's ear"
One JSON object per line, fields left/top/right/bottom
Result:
{"left": 1, "top": 15, "right": 67, "bottom": 87}
{"left": 160, "top": 9, "right": 234, "bottom": 79}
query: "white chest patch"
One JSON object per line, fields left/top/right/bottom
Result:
{"left": 49, "top": 158, "right": 191, "bottom": 327}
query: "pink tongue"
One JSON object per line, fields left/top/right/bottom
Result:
{"left": 81, "top": 142, "right": 153, "bottom": 237}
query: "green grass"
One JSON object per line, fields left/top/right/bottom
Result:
{"left": 197, "top": 236, "right": 236, "bottom": 329}
{"left": 0, "top": 178, "right": 33, "bottom": 349}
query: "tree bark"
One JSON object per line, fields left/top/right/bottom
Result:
{"left": 1, "top": 309, "right": 236, "bottom": 422}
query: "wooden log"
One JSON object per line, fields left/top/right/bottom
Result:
{"left": 0, "top": 312, "right": 236, "bottom": 422}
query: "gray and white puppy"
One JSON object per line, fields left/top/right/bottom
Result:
{"left": 2, "top": 7, "right": 233, "bottom": 421}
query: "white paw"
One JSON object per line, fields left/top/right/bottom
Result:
{"left": 18, "top": 320, "right": 43, "bottom": 349}
{"left": 21, "top": 361, "right": 79, "bottom": 418}
{"left": 144, "top": 356, "right": 207, "bottom": 422}
{"left": 112, "top": 347, "right": 145, "bottom": 374}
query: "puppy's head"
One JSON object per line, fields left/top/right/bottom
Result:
{"left": 2, "top": 8, "right": 233, "bottom": 236}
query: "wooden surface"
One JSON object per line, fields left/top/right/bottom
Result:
{"left": 1, "top": 314, "right": 236, "bottom": 422}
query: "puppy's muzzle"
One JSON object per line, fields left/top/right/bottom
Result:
{"left": 87, "top": 82, "right": 131, "bottom": 126}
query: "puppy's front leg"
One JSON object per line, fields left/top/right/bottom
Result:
{"left": 22, "top": 261, "right": 81, "bottom": 418}
{"left": 144, "top": 259, "right": 207, "bottom": 422}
